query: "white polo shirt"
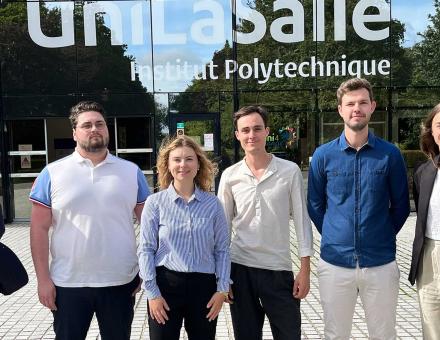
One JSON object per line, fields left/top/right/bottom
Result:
{"left": 30, "top": 151, "right": 149, "bottom": 287}
{"left": 218, "top": 155, "right": 314, "bottom": 271}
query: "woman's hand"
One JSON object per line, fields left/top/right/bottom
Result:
{"left": 206, "top": 292, "right": 226, "bottom": 321}
{"left": 148, "top": 296, "right": 170, "bottom": 324}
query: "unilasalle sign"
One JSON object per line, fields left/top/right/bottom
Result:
{"left": 26, "top": 0, "right": 392, "bottom": 83}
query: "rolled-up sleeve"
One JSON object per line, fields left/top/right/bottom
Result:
{"left": 290, "top": 166, "right": 314, "bottom": 258}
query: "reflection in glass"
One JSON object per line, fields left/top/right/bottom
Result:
{"left": 235, "top": 0, "right": 317, "bottom": 91}
{"left": 117, "top": 117, "right": 153, "bottom": 149}
{"left": 9, "top": 120, "right": 45, "bottom": 151}
{"left": 12, "top": 178, "right": 34, "bottom": 220}
{"left": 320, "top": 110, "right": 387, "bottom": 144}
{"left": 266, "top": 111, "right": 311, "bottom": 167}
{"left": 1, "top": 2, "right": 77, "bottom": 95}
{"left": 315, "top": 0, "right": 395, "bottom": 88}
{"left": 118, "top": 153, "right": 153, "bottom": 171}
{"left": 3, "top": 96, "right": 78, "bottom": 119}
{"left": 76, "top": 1, "right": 154, "bottom": 94}
{"left": 169, "top": 92, "right": 220, "bottom": 113}
{"left": 46, "top": 118, "right": 74, "bottom": 162}
{"left": 10, "top": 155, "right": 46, "bottom": 175}
{"left": 151, "top": 0, "right": 232, "bottom": 92}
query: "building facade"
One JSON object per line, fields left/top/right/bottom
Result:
{"left": 0, "top": 0, "right": 439, "bottom": 221}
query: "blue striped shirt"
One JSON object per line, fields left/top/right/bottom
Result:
{"left": 138, "top": 184, "right": 230, "bottom": 299}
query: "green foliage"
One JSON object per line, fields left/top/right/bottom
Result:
{"left": 0, "top": 1, "right": 154, "bottom": 116}
{"left": 410, "top": 0, "right": 440, "bottom": 85}
{"left": 401, "top": 149, "right": 427, "bottom": 168}
{"left": 398, "top": 116, "right": 423, "bottom": 150}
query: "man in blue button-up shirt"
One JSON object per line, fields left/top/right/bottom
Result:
{"left": 307, "top": 78, "right": 410, "bottom": 340}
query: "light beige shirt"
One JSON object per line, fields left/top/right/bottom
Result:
{"left": 218, "top": 155, "right": 314, "bottom": 271}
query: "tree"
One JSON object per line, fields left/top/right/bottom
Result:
{"left": 410, "top": 0, "right": 440, "bottom": 86}
{"left": 172, "top": 0, "right": 411, "bottom": 163}
{"left": 0, "top": 1, "right": 154, "bottom": 116}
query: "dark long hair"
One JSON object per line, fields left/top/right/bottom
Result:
{"left": 420, "top": 103, "right": 440, "bottom": 163}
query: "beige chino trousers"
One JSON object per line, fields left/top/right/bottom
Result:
{"left": 318, "top": 258, "right": 399, "bottom": 340}
{"left": 417, "top": 238, "right": 440, "bottom": 340}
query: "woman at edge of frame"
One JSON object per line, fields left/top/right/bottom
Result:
{"left": 409, "top": 103, "right": 440, "bottom": 340}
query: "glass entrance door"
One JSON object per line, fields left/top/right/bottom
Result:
{"left": 8, "top": 119, "right": 47, "bottom": 220}
{"left": 6, "top": 115, "right": 154, "bottom": 221}
{"left": 169, "top": 112, "right": 221, "bottom": 192}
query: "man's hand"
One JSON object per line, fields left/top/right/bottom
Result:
{"left": 206, "top": 292, "right": 225, "bottom": 321}
{"left": 293, "top": 257, "right": 311, "bottom": 299}
{"left": 225, "top": 285, "right": 233, "bottom": 304}
{"left": 132, "top": 278, "right": 142, "bottom": 296}
{"left": 148, "top": 297, "right": 170, "bottom": 324}
{"left": 30, "top": 203, "right": 54, "bottom": 309}
{"left": 38, "top": 277, "right": 57, "bottom": 310}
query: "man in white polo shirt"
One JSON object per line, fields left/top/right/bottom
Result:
{"left": 218, "top": 105, "right": 314, "bottom": 340}
{"left": 29, "top": 101, "right": 150, "bottom": 340}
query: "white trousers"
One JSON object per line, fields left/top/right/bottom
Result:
{"left": 417, "top": 238, "right": 440, "bottom": 340}
{"left": 318, "top": 258, "right": 400, "bottom": 340}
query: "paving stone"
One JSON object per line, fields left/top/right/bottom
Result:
{"left": 0, "top": 215, "right": 422, "bottom": 339}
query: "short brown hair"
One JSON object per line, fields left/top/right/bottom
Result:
{"left": 420, "top": 104, "right": 440, "bottom": 161}
{"left": 69, "top": 101, "right": 106, "bottom": 129}
{"left": 156, "top": 135, "right": 218, "bottom": 191}
{"left": 233, "top": 105, "right": 268, "bottom": 130}
{"left": 337, "top": 78, "right": 374, "bottom": 105}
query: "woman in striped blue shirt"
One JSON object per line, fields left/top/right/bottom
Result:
{"left": 138, "top": 135, "right": 230, "bottom": 340}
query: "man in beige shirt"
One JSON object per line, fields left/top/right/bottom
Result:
{"left": 218, "top": 105, "right": 314, "bottom": 340}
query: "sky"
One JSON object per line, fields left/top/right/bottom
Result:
{"left": 392, "top": 0, "right": 434, "bottom": 46}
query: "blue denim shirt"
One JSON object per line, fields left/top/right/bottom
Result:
{"left": 307, "top": 132, "right": 410, "bottom": 268}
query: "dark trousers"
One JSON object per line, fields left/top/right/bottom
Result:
{"left": 52, "top": 274, "right": 139, "bottom": 340}
{"left": 148, "top": 266, "right": 217, "bottom": 340}
{"left": 230, "top": 263, "right": 301, "bottom": 340}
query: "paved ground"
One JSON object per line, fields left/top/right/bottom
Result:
{"left": 0, "top": 214, "right": 422, "bottom": 339}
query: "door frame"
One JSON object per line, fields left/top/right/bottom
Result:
{"left": 168, "top": 112, "right": 221, "bottom": 191}
{"left": 169, "top": 112, "right": 221, "bottom": 157}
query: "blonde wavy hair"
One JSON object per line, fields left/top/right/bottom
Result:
{"left": 157, "top": 135, "right": 218, "bottom": 191}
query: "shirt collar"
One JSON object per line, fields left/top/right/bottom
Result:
{"left": 167, "top": 182, "right": 202, "bottom": 202}
{"left": 239, "top": 155, "right": 277, "bottom": 177}
{"left": 338, "top": 130, "right": 376, "bottom": 151}
{"left": 72, "top": 149, "right": 116, "bottom": 165}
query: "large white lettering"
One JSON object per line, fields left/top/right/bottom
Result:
{"left": 27, "top": 1, "right": 74, "bottom": 48}
{"left": 234, "top": 0, "right": 266, "bottom": 44}
{"left": 314, "top": 0, "right": 346, "bottom": 41}
{"left": 191, "top": 0, "right": 225, "bottom": 44}
{"left": 84, "top": 2, "right": 123, "bottom": 46}
{"left": 353, "top": 0, "right": 390, "bottom": 41}
{"left": 132, "top": 56, "right": 390, "bottom": 83}
{"left": 27, "top": 0, "right": 390, "bottom": 48}
{"left": 270, "top": 0, "right": 304, "bottom": 43}
{"left": 153, "top": 0, "right": 187, "bottom": 45}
